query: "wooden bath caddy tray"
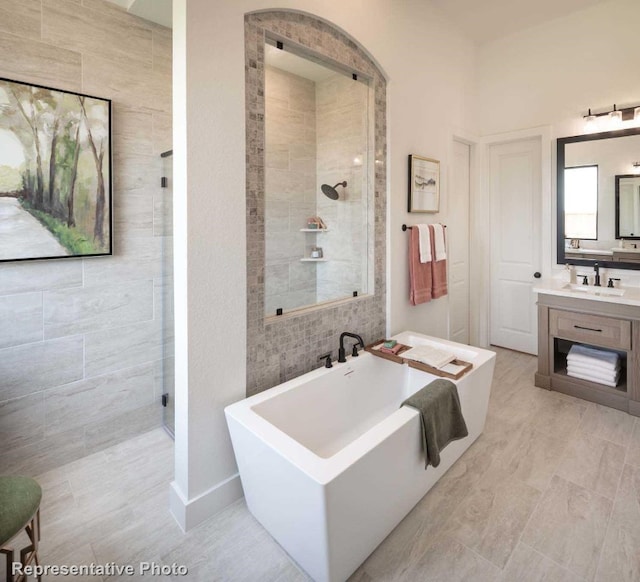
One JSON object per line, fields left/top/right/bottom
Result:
{"left": 364, "top": 340, "right": 413, "bottom": 364}
{"left": 364, "top": 340, "right": 473, "bottom": 380}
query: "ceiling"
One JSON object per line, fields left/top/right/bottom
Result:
{"left": 265, "top": 44, "right": 336, "bottom": 83}
{"left": 103, "top": 0, "right": 610, "bottom": 44}
{"left": 430, "top": 0, "right": 610, "bottom": 44}
{"left": 104, "top": 0, "right": 172, "bottom": 28}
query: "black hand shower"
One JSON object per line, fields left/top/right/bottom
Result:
{"left": 321, "top": 181, "right": 347, "bottom": 200}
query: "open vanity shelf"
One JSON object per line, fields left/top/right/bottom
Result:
{"left": 536, "top": 292, "right": 640, "bottom": 416}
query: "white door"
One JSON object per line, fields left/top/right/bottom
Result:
{"left": 489, "top": 138, "right": 542, "bottom": 355}
{"left": 449, "top": 140, "right": 471, "bottom": 344}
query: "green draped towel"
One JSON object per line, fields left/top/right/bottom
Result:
{"left": 401, "top": 378, "right": 468, "bottom": 469}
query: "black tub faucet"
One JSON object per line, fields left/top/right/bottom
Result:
{"left": 338, "top": 332, "right": 365, "bottom": 363}
{"left": 594, "top": 262, "right": 601, "bottom": 287}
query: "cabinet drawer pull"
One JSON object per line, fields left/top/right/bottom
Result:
{"left": 574, "top": 325, "right": 602, "bottom": 332}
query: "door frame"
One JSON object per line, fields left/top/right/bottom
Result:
{"left": 449, "top": 131, "right": 479, "bottom": 345}
{"left": 478, "top": 126, "right": 552, "bottom": 349}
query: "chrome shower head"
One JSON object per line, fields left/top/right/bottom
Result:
{"left": 321, "top": 181, "right": 347, "bottom": 200}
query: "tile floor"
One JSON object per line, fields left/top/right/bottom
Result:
{"left": 6, "top": 347, "right": 640, "bottom": 581}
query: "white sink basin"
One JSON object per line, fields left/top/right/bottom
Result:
{"left": 563, "top": 283, "right": 625, "bottom": 297}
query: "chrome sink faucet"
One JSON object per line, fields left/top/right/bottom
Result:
{"left": 593, "top": 262, "right": 601, "bottom": 287}
{"left": 338, "top": 332, "right": 365, "bottom": 363}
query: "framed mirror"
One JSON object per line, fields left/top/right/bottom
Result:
{"left": 616, "top": 174, "right": 640, "bottom": 239}
{"left": 557, "top": 127, "right": 640, "bottom": 269}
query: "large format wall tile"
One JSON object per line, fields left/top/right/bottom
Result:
{"left": 0, "top": 392, "right": 44, "bottom": 451}
{"left": 112, "top": 107, "right": 154, "bottom": 156}
{"left": 84, "top": 402, "right": 160, "bottom": 454}
{"left": 44, "top": 279, "right": 154, "bottom": 338}
{"left": 44, "top": 362, "right": 154, "bottom": 435}
{"left": 83, "top": 237, "right": 162, "bottom": 285}
{"left": 0, "top": 336, "right": 84, "bottom": 401}
{"left": 0, "top": 427, "right": 87, "bottom": 476}
{"left": 42, "top": 0, "right": 152, "bottom": 67}
{"left": 114, "top": 191, "right": 154, "bottom": 238}
{"left": 0, "top": 32, "right": 82, "bottom": 92}
{"left": 0, "top": 0, "right": 41, "bottom": 40}
{"left": 84, "top": 320, "right": 163, "bottom": 378}
{"left": 0, "top": 292, "right": 43, "bottom": 349}
{"left": 0, "top": 260, "right": 83, "bottom": 296}
{"left": 83, "top": 52, "right": 171, "bottom": 114}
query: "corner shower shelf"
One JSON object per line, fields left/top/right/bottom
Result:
{"left": 300, "top": 258, "right": 328, "bottom": 262}
{"left": 300, "top": 228, "right": 330, "bottom": 233}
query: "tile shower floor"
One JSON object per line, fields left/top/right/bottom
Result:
{"left": 10, "top": 348, "right": 640, "bottom": 581}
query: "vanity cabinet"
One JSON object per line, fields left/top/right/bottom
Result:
{"left": 612, "top": 251, "right": 640, "bottom": 263}
{"left": 536, "top": 292, "right": 640, "bottom": 416}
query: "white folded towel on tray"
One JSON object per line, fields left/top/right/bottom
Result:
{"left": 402, "top": 345, "right": 455, "bottom": 369}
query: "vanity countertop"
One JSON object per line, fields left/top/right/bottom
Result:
{"left": 565, "top": 248, "right": 614, "bottom": 256}
{"left": 533, "top": 278, "right": 640, "bottom": 307}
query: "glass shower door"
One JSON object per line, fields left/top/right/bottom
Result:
{"left": 160, "top": 150, "right": 175, "bottom": 437}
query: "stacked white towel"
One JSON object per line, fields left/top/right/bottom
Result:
{"left": 566, "top": 344, "right": 620, "bottom": 388}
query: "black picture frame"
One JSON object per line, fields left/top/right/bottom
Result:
{"left": 0, "top": 76, "right": 112, "bottom": 262}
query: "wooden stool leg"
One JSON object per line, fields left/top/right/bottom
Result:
{"left": 1, "top": 547, "right": 15, "bottom": 582}
{"left": 17, "top": 516, "right": 41, "bottom": 582}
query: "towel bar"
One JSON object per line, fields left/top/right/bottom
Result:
{"left": 402, "top": 224, "right": 447, "bottom": 231}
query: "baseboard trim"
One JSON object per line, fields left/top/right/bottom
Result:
{"left": 170, "top": 474, "right": 243, "bottom": 532}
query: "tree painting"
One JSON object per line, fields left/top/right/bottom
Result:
{"left": 0, "top": 78, "right": 111, "bottom": 262}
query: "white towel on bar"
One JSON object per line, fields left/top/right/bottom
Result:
{"left": 567, "top": 364, "right": 620, "bottom": 384}
{"left": 416, "top": 224, "right": 432, "bottom": 264}
{"left": 567, "top": 344, "right": 619, "bottom": 371}
{"left": 432, "top": 224, "right": 446, "bottom": 261}
{"left": 566, "top": 369, "right": 619, "bottom": 388}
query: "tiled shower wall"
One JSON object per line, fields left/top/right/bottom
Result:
{"left": 0, "top": 0, "right": 172, "bottom": 476}
{"left": 316, "top": 72, "right": 369, "bottom": 302}
{"left": 246, "top": 11, "right": 387, "bottom": 396}
{"left": 264, "top": 65, "right": 317, "bottom": 314}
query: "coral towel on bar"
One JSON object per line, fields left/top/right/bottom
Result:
{"left": 430, "top": 224, "right": 448, "bottom": 299}
{"left": 409, "top": 226, "right": 432, "bottom": 305}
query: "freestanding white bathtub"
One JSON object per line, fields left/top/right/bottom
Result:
{"left": 225, "top": 331, "right": 495, "bottom": 582}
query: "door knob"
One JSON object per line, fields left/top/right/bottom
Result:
{"left": 534, "top": 272, "right": 541, "bottom": 278}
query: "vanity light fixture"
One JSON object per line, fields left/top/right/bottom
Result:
{"left": 584, "top": 103, "right": 640, "bottom": 129}
{"left": 609, "top": 104, "right": 622, "bottom": 126}
{"left": 584, "top": 109, "right": 597, "bottom": 131}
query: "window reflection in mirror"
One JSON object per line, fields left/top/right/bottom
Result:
{"left": 263, "top": 38, "right": 373, "bottom": 316}
{"left": 564, "top": 165, "right": 598, "bottom": 240}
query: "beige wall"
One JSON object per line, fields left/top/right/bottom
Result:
{"left": 173, "top": 0, "right": 476, "bottom": 528}
{"left": 477, "top": 0, "right": 640, "bottom": 280}
{"left": 0, "top": 0, "right": 172, "bottom": 476}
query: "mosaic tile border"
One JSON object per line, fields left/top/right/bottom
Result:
{"left": 245, "top": 10, "right": 387, "bottom": 395}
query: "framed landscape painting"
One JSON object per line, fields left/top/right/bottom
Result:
{"left": 408, "top": 154, "right": 439, "bottom": 213}
{"left": 0, "top": 77, "right": 112, "bottom": 262}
